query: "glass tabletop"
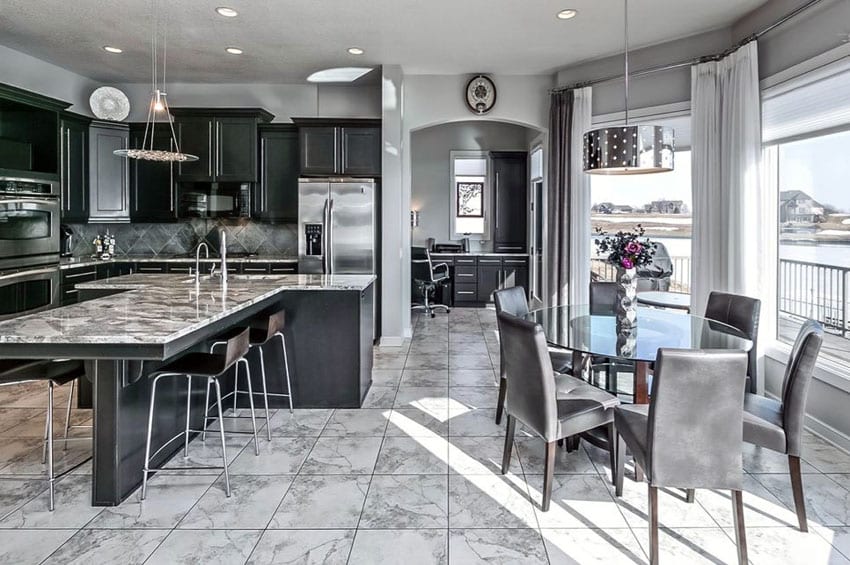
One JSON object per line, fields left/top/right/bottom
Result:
{"left": 525, "top": 305, "right": 752, "bottom": 363}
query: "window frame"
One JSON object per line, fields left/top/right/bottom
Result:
{"left": 449, "top": 150, "right": 491, "bottom": 240}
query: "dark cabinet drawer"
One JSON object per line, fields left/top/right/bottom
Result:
{"left": 495, "top": 243, "right": 527, "bottom": 253}
{"left": 241, "top": 263, "right": 270, "bottom": 275}
{"left": 453, "top": 266, "right": 477, "bottom": 282}
{"left": 453, "top": 257, "right": 476, "bottom": 266}
{"left": 134, "top": 263, "right": 168, "bottom": 274}
{"left": 269, "top": 263, "right": 297, "bottom": 274}
{"left": 166, "top": 264, "right": 193, "bottom": 274}
{"left": 454, "top": 283, "right": 478, "bottom": 302}
{"left": 60, "top": 267, "right": 98, "bottom": 287}
{"left": 60, "top": 286, "right": 80, "bottom": 305}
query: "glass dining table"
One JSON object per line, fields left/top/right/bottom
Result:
{"left": 524, "top": 305, "right": 753, "bottom": 404}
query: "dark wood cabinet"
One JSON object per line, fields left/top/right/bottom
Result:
{"left": 59, "top": 113, "right": 90, "bottom": 223}
{"left": 477, "top": 261, "right": 502, "bottom": 303}
{"left": 129, "top": 125, "right": 176, "bottom": 222}
{"left": 256, "top": 126, "right": 299, "bottom": 222}
{"left": 502, "top": 258, "right": 529, "bottom": 296}
{"left": 294, "top": 118, "right": 381, "bottom": 177}
{"left": 89, "top": 121, "right": 129, "bottom": 223}
{"left": 491, "top": 152, "right": 528, "bottom": 253}
{"left": 172, "top": 109, "right": 273, "bottom": 183}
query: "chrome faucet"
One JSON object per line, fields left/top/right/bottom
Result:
{"left": 218, "top": 227, "right": 228, "bottom": 285}
{"left": 195, "top": 242, "right": 209, "bottom": 286}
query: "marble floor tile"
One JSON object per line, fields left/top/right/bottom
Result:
{"left": 41, "top": 528, "right": 169, "bottom": 565}
{"left": 542, "top": 527, "right": 647, "bottom": 564}
{"left": 0, "top": 440, "right": 91, "bottom": 477}
{"left": 802, "top": 434, "right": 850, "bottom": 473}
{"left": 608, "top": 479, "right": 719, "bottom": 529}
{"left": 266, "top": 409, "right": 333, "bottom": 437}
{"left": 374, "top": 436, "right": 448, "bottom": 474}
{"left": 447, "top": 436, "right": 520, "bottom": 475}
{"left": 247, "top": 529, "right": 355, "bottom": 565}
{"left": 386, "top": 408, "right": 450, "bottom": 437}
{"left": 86, "top": 473, "right": 217, "bottom": 529}
{"left": 743, "top": 443, "right": 818, "bottom": 474}
{"left": 401, "top": 369, "right": 450, "bottom": 387}
{"left": 815, "top": 525, "right": 850, "bottom": 561}
{"left": 525, "top": 474, "right": 630, "bottom": 529}
{"left": 360, "top": 474, "right": 448, "bottom": 528}
{"left": 178, "top": 474, "right": 292, "bottom": 529}
{"left": 515, "top": 437, "right": 598, "bottom": 475}
{"left": 632, "top": 527, "right": 740, "bottom": 565}
{"left": 448, "top": 473, "right": 537, "bottom": 528}
{"left": 744, "top": 525, "right": 850, "bottom": 564}
{"left": 394, "top": 387, "right": 450, "bottom": 411}
{"left": 755, "top": 473, "right": 850, "bottom": 526}
{"left": 449, "top": 528, "right": 549, "bottom": 564}
{"left": 448, "top": 354, "right": 493, "bottom": 371}
{"left": 405, "top": 354, "right": 450, "bottom": 370}
{"left": 269, "top": 474, "right": 370, "bottom": 529}
{"left": 448, "top": 386, "right": 499, "bottom": 408}
{"left": 449, "top": 369, "right": 498, "bottom": 387}
{"left": 361, "top": 386, "right": 398, "bottom": 408}
{"left": 0, "top": 476, "right": 49, "bottom": 520}
{"left": 448, "top": 408, "right": 503, "bottom": 437}
{"left": 0, "top": 528, "right": 77, "bottom": 565}
{"left": 695, "top": 474, "right": 800, "bottom": 528}
{"left": 322, "top": 409, "right": 390, "bottom": 436}
{"left": 371, "top": 369, "right": 403, "bottom": 388}
{"left": 299, "top": 436, "right": 383, "bottom": 474}
{"left": 0, "top": 437, "right": 47, "bottom": 474}
{"left": 408, "top": 342, "right": 450, "bottom": 355}
{"left": 0, "top": 474, "right": 103, "bottom": 529}
{"left": 162, "top": 434, "right": 250, "bottom": 471}
{"left": 146, "top": 529, "right": 261, "bottom": 565}
{"left": 348, "top": 529, "right": 447, "bottom": 565}
{"left": 229, "top": 436, "right": 315, "bottom": 475}
{"left": 373, "top": 352, "right": 408, "bottom": 369}
{"left": 448, "top": 342, "right": 490, "bottom": 356}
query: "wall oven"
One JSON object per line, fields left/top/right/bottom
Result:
{"left": 0, "top": 267, "right": 60, "bottom": 321}
{"left": 0, "top": 177, "right": 61, "bottom": 270}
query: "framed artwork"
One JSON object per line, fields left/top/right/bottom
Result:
{"left": 456, "top": 182, "right": 484, "bottom": 217}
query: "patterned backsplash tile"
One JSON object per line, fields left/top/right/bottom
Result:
{"left": 66, "top": 219, "right": 297, "bottom": 258}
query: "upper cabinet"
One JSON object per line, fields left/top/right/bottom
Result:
{"left": 129, "top": 124, "right": 176, "bottom": 222}
{"left": 490, "top": 151, "right": 528, "bottom": 253}
{"left": 171, "top": 108, "right": 273, "bottom": 183}
{"left": 89, "top": 121, "right": 129, "bottom": 223}
{"left": 255, "top": 125, "right": 299, "bottom": 222}
{"left": 293, "top": 118, "right": 381, "bottom": 177}
{"left": 59, "top": 113, "right": 90, "bottom": 223}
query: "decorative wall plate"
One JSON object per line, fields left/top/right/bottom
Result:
{"left": 465, "top": 75, "right": 497, "bottom": 115}
{"left": 89, "top": 86, "right": 130, "bottom": 121}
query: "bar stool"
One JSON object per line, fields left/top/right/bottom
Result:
{"left": 141, "top": 328, "right": 258, "bottom": 500}
{"left": 204, "top": 308, "right": 293, "bottom": 441}
{"left": 1, "top": 359, "right": 88, "bottom": 511}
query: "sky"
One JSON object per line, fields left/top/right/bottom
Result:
{"left": 779, "top": 129, "right": 850, "bottom": 213}
{"left": 590, "top": 151, "right": 693, "bottom": 209}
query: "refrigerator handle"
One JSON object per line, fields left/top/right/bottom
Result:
{"left": 327, "top": 198, "right": 334, "bottom": 274}
{"left": 322, "top": 198, "right": 329, "bottom": 274}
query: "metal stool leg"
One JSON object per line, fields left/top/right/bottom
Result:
{"left": 184, "top": 375, "right": 192, "bottom": 457}
{"left": 212, "top": 377, "right": 231, "bottom": 497}
{"left": 63, "top": 379, "right": 75, "bottom": 451}
{"left": 41, "top": 398, "right": 49, "bottom": 465}
{"left": 141, "top": 373, "right": 166, "bottom": 501}
{"left": 201, "top": 378, "right": 211, "bottom": 442}
{"left": 256, "top": 346, "right": 272, "bottom": 440}
{"left": 277, "top": 332, "right": 294, "bottom": 412}
{"left": 46, "top": 381, "right": 55, "bottom": 512}
{"left": 240, "top": 358, "right": 260, "bottom": 456}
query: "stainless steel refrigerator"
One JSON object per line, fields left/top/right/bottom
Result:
{"left": 298, "top": 178, "right": 376, "bottom": 274}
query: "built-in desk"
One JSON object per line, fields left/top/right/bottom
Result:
{"left": 429, "top": 253, "right": 529, "bottom": 304}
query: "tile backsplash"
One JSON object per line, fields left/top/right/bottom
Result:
{"left": 67, "top": 219, "right": 297, "bottom": 257}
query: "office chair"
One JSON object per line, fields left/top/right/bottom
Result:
{"left": 411, "top": 246, "right": 450, "bottom": 318}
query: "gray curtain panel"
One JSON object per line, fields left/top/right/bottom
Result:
{"left": 547, "top": 90, "right": 573, "bottom": 308}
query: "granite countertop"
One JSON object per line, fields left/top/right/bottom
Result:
{"left": 58, "top": 255, "right": 298, "bottom": 269}
{"left": 0, "top": 273, "right": 376, "bottom": 347}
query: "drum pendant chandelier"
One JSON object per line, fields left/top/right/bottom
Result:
{"left": 114, "top": 0, "right": 198, "bottom": 163}
{"left": 583, "top": 0, "right": 674, "bottom": 175}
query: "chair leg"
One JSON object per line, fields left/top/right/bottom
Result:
{"left": 212, "top": 378, "right": 232, "bottom": 497}
{"left": 201, "top": 378, "right": 211, "bottom": 442}
{"left": 240, "top": 359, "right": 260, "bottom": 456}
{"left": 63, "top": 379, "right": 75, "bottom": 451}
{"left": 278, "top": 332, "right": 294, "bottom": 413}
{"left": 501, "top": 414, "right": 515, "bottom": 474}
{"left": 648, "top": 485, "right": 659, "bottom": 565}
{"left": 542, "top": 441, "right": 557, "bottom": 512}
{"left": 141, "top": 374, "right": 164, "bottom": 501}
{"left": 685, "top": 489, "right": 696, "bottom": 503}
{"left": 614, "top": 433, "right": 625, "bottom": 497}
{"left": 46, "top": 381, "right": 55, "bottom": 512}
{"left": 256, "top": 346, "right": 272, "bottom": 440}
{"left": 606, "top": 423, "right": 617, "bottom": 486}
{"left": 635, "top": 462, "right": 644, "bottom": 483}
{"left": 789, "top": 455, "right": 808, "bottom": 532}
{"left": 495, "top": 378, "right": 507, "bottom": 425}
{"left": 184, "top": 375, "right": 192, "bottom": 457}
{"left": 731, "top": 489, "right": 748, "bottom": 565}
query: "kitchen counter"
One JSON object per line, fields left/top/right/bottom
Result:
{"left": 58, "top": 254, "right": 298, "bottom": 269}
{"left": 429, "top": 252, "right": 529, "bottom": 257}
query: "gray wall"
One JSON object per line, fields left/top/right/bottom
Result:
{"left": 410, "top": 120, "right": 535, "bottom": 251}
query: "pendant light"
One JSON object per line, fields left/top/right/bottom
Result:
{"left": 583, "top": 0, "right": 674, "bottom": 175}
{"left": 114, "top": 0, "right": 197, "bottom": 162}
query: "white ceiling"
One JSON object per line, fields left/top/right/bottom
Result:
{"left": 0, "top": 0, "right": 769, "bottom": 84}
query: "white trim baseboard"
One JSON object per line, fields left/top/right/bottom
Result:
{"left": 379, "top": 336, "right": 406, "bottom": 347}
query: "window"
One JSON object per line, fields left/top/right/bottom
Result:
{"left": 530, "top": 146, "right": 545, "bottom": 303}
{"left": 763, "top": 58, "right": 850, "bottom": 363}
{"left": 450, "top": 152, "right": 489, "bottom": 238}
{"left": 589, "top": 114, "right": 693, "bottom": 293}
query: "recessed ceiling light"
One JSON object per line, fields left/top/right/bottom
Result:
{"left": 556, "top": 9, "right": 578, "bottom": 20}
{"left": 307, "top": 67, "right": 373, "bottom": 83}
{"left": 225, "top": 47, "right": 243, "bottom": 55}
{"left": 347, "top": 47, "right": 365, "bottom": 56}
{"left": 103, "top": 46, "right": 123, "bottom": 54}
{"left": 215, "top": 6, "right": 239, "bottom": 17}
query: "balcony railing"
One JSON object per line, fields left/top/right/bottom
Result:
{"left": 591, "top": 256, "right": 850, "bottom": 338}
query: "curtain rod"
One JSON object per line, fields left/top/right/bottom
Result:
{"left": 550, "top": 0, "right": 828, "bottom": 93}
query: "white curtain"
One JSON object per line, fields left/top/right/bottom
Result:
{"left": 690, "top": 41, "right": 769, "bottom": 316}
{"left": 569, "top": 88, "right": 593, "bottom": 307}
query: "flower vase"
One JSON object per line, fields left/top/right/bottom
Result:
{"left": 615, "top": 266, "right": 638, "bottom": 330}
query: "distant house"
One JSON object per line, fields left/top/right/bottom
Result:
{"left": 592, "top": 202, "right": 635, "bottom": 214}
{"left": 647, "top": 199, "right": 689, "bottom": 214}
{"left": 780, "top": 190, "right": 824, "bottom": 223}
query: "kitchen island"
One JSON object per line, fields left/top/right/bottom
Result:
{"left": 0, "top": 273, "right": 375, "bottom": 505}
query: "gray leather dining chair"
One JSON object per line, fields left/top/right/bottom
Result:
{"left": 743, "top": 320, "right": 823, "bottom": 532}
{"left": 493, "top": 286, "right": 572, "bottom": 425}
{"left": 589, "top": 281, "right": 618, "bottom": 315}
{"left": 498, "top": 311, "right": 619, "bottom": 511}
{"left": 614, "top": 348, "right": 750, "bottom": 565}
{"left": 704, "top": 291, "right": 761, "bottom": 393}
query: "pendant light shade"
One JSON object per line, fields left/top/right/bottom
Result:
{"left": 583, "top": 124, "right": 674, "bottom": 175}
{"left": 582, "top": 0, "right": 674, "bottom": 175}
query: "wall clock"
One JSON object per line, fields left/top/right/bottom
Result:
{"left": 465, "top": 75, "right": 497, "bottom": 115}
